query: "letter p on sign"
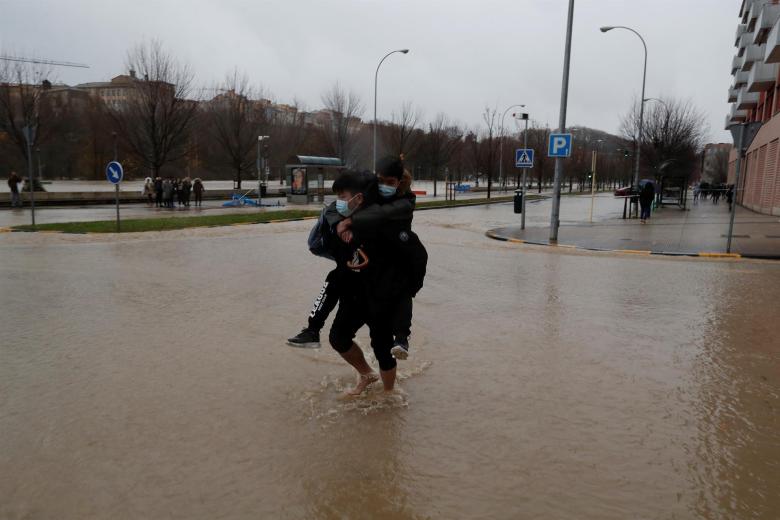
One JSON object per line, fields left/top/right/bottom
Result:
{"left": 548, "top": 133, "right": 572, "bottom": 158}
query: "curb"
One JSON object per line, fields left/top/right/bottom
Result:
{"left": 416, "top": 195, "right": 547, "bottom": 212}
{"left": 485, "top": 230, "right": 744, "bottom": 260}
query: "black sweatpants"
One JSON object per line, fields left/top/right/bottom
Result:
{"left": 308, "top": 269, "right": 413, "bottom": 342}
{"left": 393, "top": 296, "right": 412, "bottom": 340}
{"left": 329, "top": 292, "right": 398, "bottom": 372}
{"left": 308, "top": 269, "right": 341, "bottom": 332}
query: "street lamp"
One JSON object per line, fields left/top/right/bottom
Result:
{"left": 498, "top": 104, "right": 526, "bottom": 193}
{"left": 373, "top": 48, "right": 409, "bottom": 173}
{"left": 601, "top": 25, "right": 647, "bottom": 190}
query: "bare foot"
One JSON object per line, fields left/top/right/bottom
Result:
{"left": 346, "top": 372, "right": 378, "bottom": 396}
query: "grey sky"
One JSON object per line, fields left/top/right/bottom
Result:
{"left": 2, "top": 0, "right": 736, "bottom": 143}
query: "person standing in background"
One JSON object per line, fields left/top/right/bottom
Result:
{"left": 7, "top": 171, "right": 22, "bottom": 208}
{"left": 193, "top": 178, "right": 205, "bottom": 207}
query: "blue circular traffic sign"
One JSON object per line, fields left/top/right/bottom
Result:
{"left": 106, "top": 161, "right": 123, "bottom": 184}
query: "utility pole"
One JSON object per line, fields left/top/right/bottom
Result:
{"left": 550, "top": 0, "right": 575, "bottom": 242}
{"left": 726, "top": 121, "right": 762, "bottom": 253}
{"left": 24, "top": 126, "right": 36, "bottom": 228}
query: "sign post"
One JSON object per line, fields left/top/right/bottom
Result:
{"left": 549, "top": 0, "right": 576, "bottom": 242}
{"left": 726, "top": 121, "right": 762, "bottom": 253}
{"left": 515, "top": 144, "right": 534, "bottom": 228}
{"left": 106, "top": 160, "right": 123, "bottom": 232}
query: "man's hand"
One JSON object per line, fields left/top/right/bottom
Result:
{"left": 336, "top": 217, "right": 352, "bottom": 236}
{"left": 339, "top": 229, "right": 354, "bottom": 243}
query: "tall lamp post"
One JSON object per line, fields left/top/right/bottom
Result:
{"left": 601, "top": 25, "right": 647, "bottom": 190}
{"left": 373, "top": 49, "right": 409, "bottom": 173}
{"left": 550, "top": 0, "right": 576, "bottom": 242}
{"left": 499, "top": 104, "right": 526, "bottom": 192}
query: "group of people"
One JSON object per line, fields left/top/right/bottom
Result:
{"left": 693, "top": 182, "right": 734, "bottom": 210}
{"left": 143, "top": 177, "right": 205, "bottom": 208}
{"left": 287, "top": 157, "right": 428, "bottom": 395}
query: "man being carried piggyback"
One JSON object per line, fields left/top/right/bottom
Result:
{"left": 288, "top": 162, "right": 427, "bottom": 394}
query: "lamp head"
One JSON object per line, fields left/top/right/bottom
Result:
{"left": 600, "top": 26, "right": 614, "bottom": 33}
{"left": 400, "top": 49, "right": 410, "bottom": 54}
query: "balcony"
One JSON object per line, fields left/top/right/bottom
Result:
{"left": 754, "top": 3, "right": 780, "bottom": 44}
{"left": 742, "top": 44, "right": 766, "bottom": 71}
{"left": 738, "top": 31, "right": 755, "bottom": 56}
{"left": 737, "top": 89, "right": 760, "bottom": 109}
{"left": 731, "top": 104, "right": 748, "bottom": 122}
{"left": 736, "top": 23, "right": 747, "bottom": 46}
{"left": 728, "top": 86, "right": 739, "bottom": 102}
{"left": 766, "top": 15, "right": 780, "bottom": 62}
{"left": 747, "top": 61, "right": 779, "bottom": 92}
{"left": 741, "top": 0, "right": 751, "bottom": 22}
{"left": 735, "top": 70, "right": 750, "bottom": 87}
{"left": 732, "top": 55, "right": 742, "bottom": 74}
{"left": 747, "top": 1, "right": 762, "bottom": 31}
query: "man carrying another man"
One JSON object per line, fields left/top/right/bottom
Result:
{"left": 289, "top": 163, "right": 426, "bottom": 394}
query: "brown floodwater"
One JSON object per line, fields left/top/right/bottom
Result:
{"left": 1, "top": 203, "right": 779, "bottom": 519}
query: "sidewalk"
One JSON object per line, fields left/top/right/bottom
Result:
{"left": 488, "top": 195, "right": 780, "bottom": 259}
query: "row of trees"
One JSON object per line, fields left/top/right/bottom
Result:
{"left": 1, "top": 40, "right": 707, "bottom": 195}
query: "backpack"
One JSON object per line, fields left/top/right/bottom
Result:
{"left": 307, "top": 208, "right": 335, "bottom": 261}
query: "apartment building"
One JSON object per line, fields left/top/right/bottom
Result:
{"left": 727, "top": 0, "right": 780, "bottom": 215}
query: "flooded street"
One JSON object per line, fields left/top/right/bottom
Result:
{"left": 1, "top": 203, "right": 779, "bottom": 519}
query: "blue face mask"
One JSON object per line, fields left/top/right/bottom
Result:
{"left": 336, "top": 194, "right": 358, "bottom": 217}
{"left": 378, "top": 184, "right": 397, "bottom": 198}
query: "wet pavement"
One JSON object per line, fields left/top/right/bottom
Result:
{"left": 1, "top": 202, "right": 779, "bottom": 519}
{"left": 490, "top": 193, "right": 780, "bottom": 258}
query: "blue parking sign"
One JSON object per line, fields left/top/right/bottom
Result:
{"left": 548, "top": 133, "right": 573, "bottom": 158}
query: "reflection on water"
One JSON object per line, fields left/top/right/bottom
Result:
{"left": 689, "top": 267, "right": 780, "bottom": 520}
{"left": 0, "top": 206, "right": 778, "bottom": 519}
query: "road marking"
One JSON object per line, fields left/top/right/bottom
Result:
{"left": 698, "top": 252, "right": 741, "bottom": 258}
{"left": 616, "top": 249, "right": 652, "bottom": 255}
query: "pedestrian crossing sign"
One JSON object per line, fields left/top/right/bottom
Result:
{"left": 515, "top": 148, "right": 534, "bottom": 168}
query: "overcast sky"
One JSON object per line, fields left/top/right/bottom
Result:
{"left": 1, "top": 0, "right": 737, "bottom": 142}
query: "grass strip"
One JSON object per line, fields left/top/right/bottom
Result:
{"left": 11, "top": 195, "right": 544, "bottom": 234}
{"left": 13, "top": 210, "right": 319, "bottom": 234}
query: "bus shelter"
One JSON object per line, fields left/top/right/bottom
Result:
{"left": 285, "top": 156, "right": 344, "bottom": 204}
{"left": 656, "top": 160, "right": 690, "bottom": 209}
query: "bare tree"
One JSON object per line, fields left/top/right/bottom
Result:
{"left": 107, "top": 40, "right": 199, "bottom": 178}
{"left": 620, "top": 96, "right": 708, "bottom": 178}
{"left": 381, "top": 100, "right": 421, "bottom": 158}
{"left": 421, "top": 113, "right": 462, "bottom": 196}
{"left": 526, "top": 123, "right": 552, "bottom": 193}
{"left": 480, "top": 107, "right": 500, "bottom": 198}
{"left": 0, "top": 59, "right": 53, "bottom": 165}
{"left": 206, "top": 70, "right": 268, "bottom": 189}
{"left": 320, "top": 82, "right": 364, "bottom": 166}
